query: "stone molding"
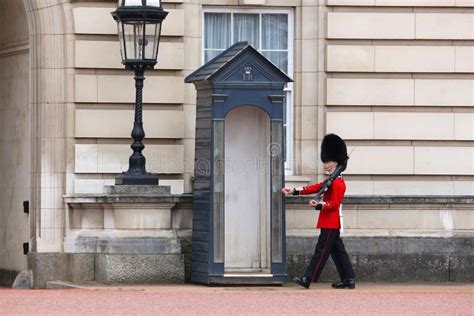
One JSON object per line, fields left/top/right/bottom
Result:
{"left": 287, "top": 195, "right": 474, "bottom": 205}
{"left": 64, "top": 193, "right": 193, "bottom": 205}
{"left": 23, "top": 0, "right": 71, "bottom": 253}
{"left": 66, "top": 192, "right": 472, "bottom": 207}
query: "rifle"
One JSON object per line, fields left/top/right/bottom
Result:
{"left": 311, "top": 156, "right": 348, "bottom": 210}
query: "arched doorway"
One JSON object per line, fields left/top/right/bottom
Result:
{"left": 224, "top": 106, "right": 271, "bottom": 273}
{"left": 0, "top": 0, "right": 31, "bottom": 285}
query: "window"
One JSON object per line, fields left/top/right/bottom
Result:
{"left": 203, "top": 8, "right": 294, "bottom": 174}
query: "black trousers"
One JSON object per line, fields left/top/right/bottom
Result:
{"left": 304, "top": 228, "right": 355, "bottom": 283}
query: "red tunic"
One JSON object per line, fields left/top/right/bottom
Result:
{"left": 300, "top": 177, "right": 346, "bottom": 229}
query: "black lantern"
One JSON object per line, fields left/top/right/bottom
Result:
{"left": 112, "top": 0, "right": 168, "bottom": 185}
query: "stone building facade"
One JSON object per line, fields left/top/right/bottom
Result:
{"left": 0, "top": 0, "right": 472, "bottom": 287}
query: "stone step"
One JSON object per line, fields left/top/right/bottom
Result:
{"left": 46, "top": 281, "right": 84, "bottom": 289}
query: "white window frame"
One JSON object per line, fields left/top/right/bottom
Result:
{"left": 202, "top": 7, "right": 295, "bottom": 175}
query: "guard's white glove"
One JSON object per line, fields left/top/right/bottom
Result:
{"left": 309, "top": 199, "right": 326, "bottom": 210}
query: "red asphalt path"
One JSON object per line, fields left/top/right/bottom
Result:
{"left": 0, "top": 283, "right": 473, "bottom": 315}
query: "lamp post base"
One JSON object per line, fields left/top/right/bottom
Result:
{"left": 115, "top": 173, "right": 159, "bottom": 185}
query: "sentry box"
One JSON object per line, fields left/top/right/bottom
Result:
{"left": 185, "top": 42, "right": 293, "bottom": 285}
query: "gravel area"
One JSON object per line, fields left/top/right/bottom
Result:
{"left": 0, "top": 283, "right": 472, "bottom": 315}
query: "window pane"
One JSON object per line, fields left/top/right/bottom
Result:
{"left": 204, "top": 13, "right": 231, "bottom": 49}
{"left": 145, "top": 23, "right": 158, "bottom": 60}
{"left": 262, "top": 14, "right": 288, "bottom": 50}
{"left": 204, "top": 50, "right": 224, "bottom": 63}
{"left": 233, "top": 14, "right": 259, "bottom": 49}
{"left": 117, "top": 22, "right": 125, "bottom": 61}
{"left": 262, "top": 51, "right": 288, "bottom": 74}
{"left": 124, "top": 22, "right": 144, "bottom": 60}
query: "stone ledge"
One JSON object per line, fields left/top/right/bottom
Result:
{"left": 46, "top": 281, "right": 81, "bottom": 289}
{"left": 287, "top": 195, "right": 474, "bottom": 205}
{"left": 104, "top": 185, "right": 171, "bottom": 195}
{"left": 66, "top": 193, "right": 474, "bottom": 205}
{"left": 287, "top": 229, "right": 474, "bottom": 238}
{"left": 65, "top": 194, "right": 474, "bottom": 205}
{"left": 64, "top": 193, "right": 193, "bottom": 205}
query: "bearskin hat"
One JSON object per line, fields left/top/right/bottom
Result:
{"left": 321, "top": 133, "right": 348, "bottom": 167}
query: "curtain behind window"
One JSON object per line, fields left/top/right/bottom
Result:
{"left": 204, "top": 13, "right": 231, "bottom": 61}
{"left": 262, "top": 14, "right": 288, "bottom": 73}
{"left": 204, "top": 12, "right": 288, "bottom": 73}
{"left": 233, "top": 14, "right": 259, "bottom": 49}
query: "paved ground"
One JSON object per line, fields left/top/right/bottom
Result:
{"left": 0, "top": 283, "right": 472, "bottom": 315}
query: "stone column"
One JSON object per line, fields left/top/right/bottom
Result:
{"left": 182, "top": 1, "right": 201, "bottom": 193}
{"left": 23, "top": 0, "right": 70, "bottom": 253}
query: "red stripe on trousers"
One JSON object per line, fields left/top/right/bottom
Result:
{"left": 310, "top": 230, "right": 333, "bottom": 282}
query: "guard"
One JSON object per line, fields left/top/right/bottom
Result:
{"left": 282, "top": 134, "right": 356, "bottom": 289}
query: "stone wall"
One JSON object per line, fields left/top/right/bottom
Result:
{"left": 69, "top": 0, "right": 321, "bottom": 195}
{"left": 27, "top": 233, "right": 474, "bottom": 288}
{"left": 69, "top": 0, "right": 474, "bottom": 197}
{"left": 71, "top": 0, "right": 188, "bottom": 195}
{"left": 286, "top": 195, "right": 473, "bottom": 282}
{"left": 287, "top": 235, "right": 473, "bottom": 283}
{"left": 324, "top": 0, "right": 474, "bottom": 195}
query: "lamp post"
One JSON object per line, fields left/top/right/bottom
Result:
{"left": 112, "top": 0, "right": 168, "bottom": 185}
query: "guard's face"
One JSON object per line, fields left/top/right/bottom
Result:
{"left": 323, "top": 161, "right": 337, "bottom": 174}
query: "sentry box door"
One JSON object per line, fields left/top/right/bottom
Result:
{"left": 186, "top": 42, "right": 292, "bottom": 285}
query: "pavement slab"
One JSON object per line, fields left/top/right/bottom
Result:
{"left": 0, "top": 283, "right": 472, "bottom": 315}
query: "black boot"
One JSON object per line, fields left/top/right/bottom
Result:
{"left": 331, "top": 278, "right": 355, "bottom": 289}
{"left": 293, "top": 276, "right": 311, "bottom": 289}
